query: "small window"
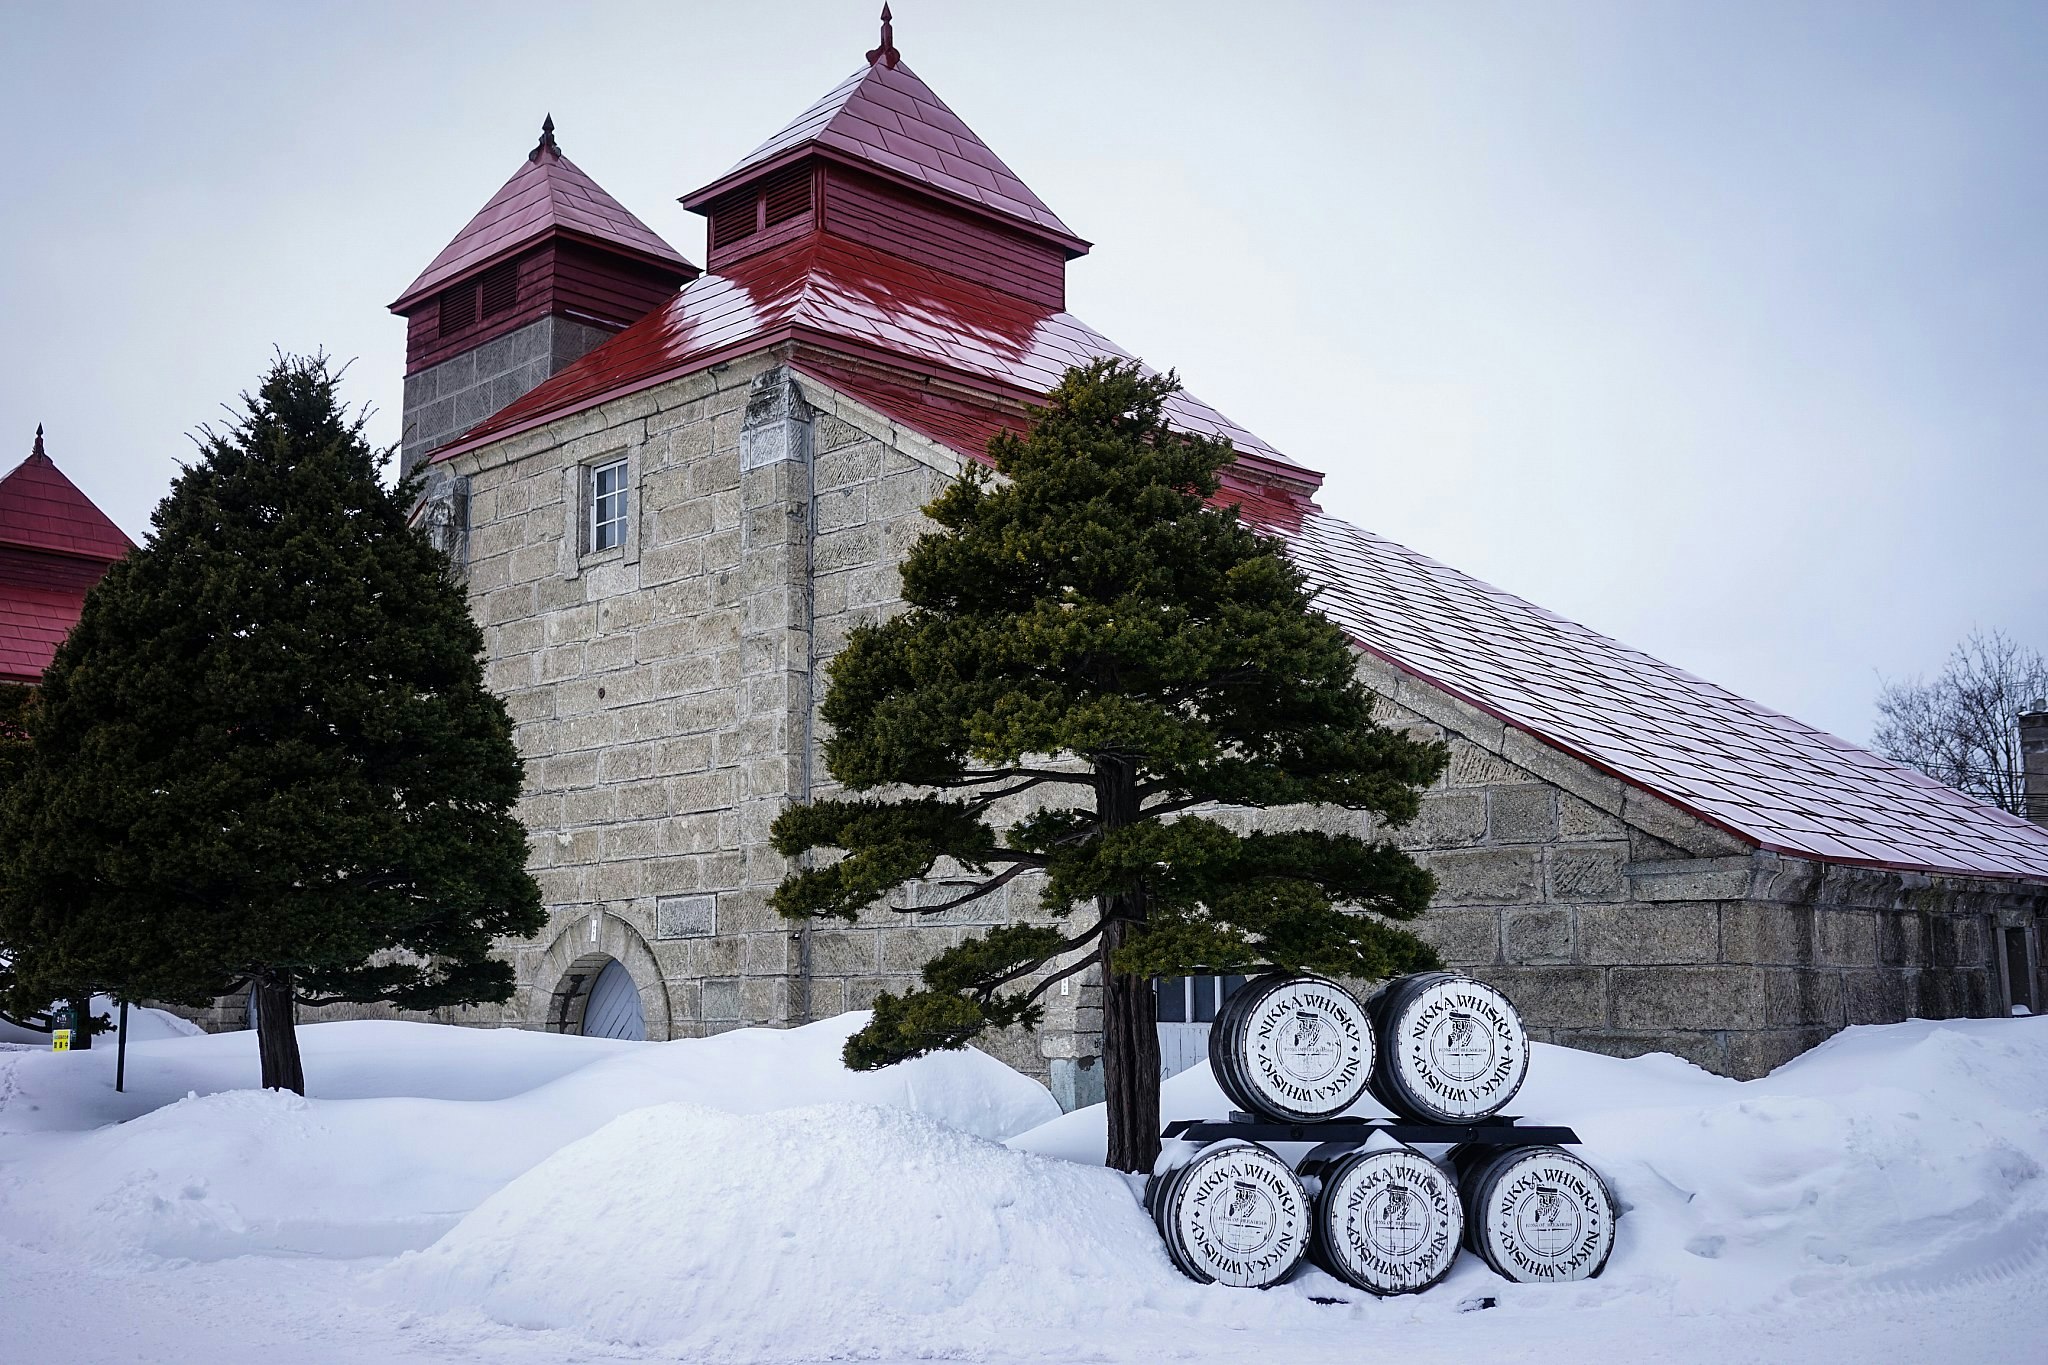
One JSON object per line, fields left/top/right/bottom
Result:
{"left": 589, "top": 458, "right": 628, "bottom": 553}
{"left": 1155, "top": 974, "right": 1248, "bottom": 1024}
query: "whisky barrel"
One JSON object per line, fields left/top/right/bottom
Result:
{"left": 1299, "top": 1142, "right": 1464, "bottom": 1296}
{"left": 1367, "top": 972, "right": 1530, "bottom": 1124}
{"left": 1452, "top": 1143, "right": 1617, "bottom": 1283}
{"left": 1146, "top": 1140, "right": 1311, "bottom": 1288}
{"left": 1207, "top": 973, "right": 1376, "bottom": 1123}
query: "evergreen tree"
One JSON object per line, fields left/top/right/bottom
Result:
{"left": 772, "top": 360, "right": 1448, "bottom": 1171}
{"left": 0, "top": 355, "right": 543, "bottom": 1091}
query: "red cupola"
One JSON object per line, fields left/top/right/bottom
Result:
{"left": 390, "top": 118, "right": 699, "bottom": 473}
{"left": 677, "top": 5, "right": 1087, "bottom": 310}
{"left": 0, "top": 427, "right": 133, "bottom": 685}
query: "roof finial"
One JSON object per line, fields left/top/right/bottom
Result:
{"left": 866, "top": 4, "right": 899, "bottom": 69}
{"left": 31, "top": 424, "right": 45, "bottom": 460}
{"left": 531, "top": 114, "right": 559, "bottom": 163}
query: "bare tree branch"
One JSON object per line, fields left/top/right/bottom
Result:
{"left": 1875, "top": 628, "right": 2048, "bottom": 816}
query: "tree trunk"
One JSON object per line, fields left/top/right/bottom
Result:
{"left": 67, "top": 996, "right": 93, "bottom": 1049}
{"left": 252, "top": 971, "right": 305, "bottom": 1094}
{"left": 1099, "top": 919, "right": 1162, "bottom": 1172}
{"left": 1095, "top": 754, "right": 1162, "bottom": 1174}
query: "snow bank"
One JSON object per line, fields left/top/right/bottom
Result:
{"left": 376, "top": 1018, "right": 2048, "bottom": 1361}
{"left": 0, "top": 1013, "right": 1055, "bottom": 1262}
{"left": 383, "top": 1103, "right": 1173, "bottom": 1361}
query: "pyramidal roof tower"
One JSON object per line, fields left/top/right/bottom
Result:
{"left": 390, "top": 118, "right": 699, "bottom": 475}
{"left": 0, "top": 426, "right": 133, "bottom": 684}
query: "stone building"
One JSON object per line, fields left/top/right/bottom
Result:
{"left": 386, "top": 20, "right": 2048, "bottom": 1097}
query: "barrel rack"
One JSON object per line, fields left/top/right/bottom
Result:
{"left": 1162, "top": 1112, "right": 1581, "bottom": 1149}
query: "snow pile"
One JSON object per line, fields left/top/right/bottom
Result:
{"left": 383, "top": 1103, "right": 1170, "bottom": 1361}
{"left": 0, "top": 1013, "right": 1055, "bottom": 1262}
{"left": 371, "top": 1017, "right": 2048, "bottom": 1361}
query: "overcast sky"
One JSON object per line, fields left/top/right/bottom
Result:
{"left": 4, "top": 1, "right": 2043, "bottom": 744}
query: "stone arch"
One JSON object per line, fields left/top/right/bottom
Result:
{"left": 530, "top": 909, "right": 674, "bottom": 1041}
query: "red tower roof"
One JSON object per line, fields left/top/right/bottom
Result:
{"left": 0, "top": 427, "right": 132, "bottom": 562}
{"left": 0, "top": 427, "right": 132, "bottom": 685}
{"left": 391, "top": 118, "right": 695, "bottom": 312}
{"left": 681, "top": 22, "right": 1085, "bottom": 254}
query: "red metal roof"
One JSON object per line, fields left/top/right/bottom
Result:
{"left": 1280, "top": 513, "right": 2048, "bottom": 881}
{"left": 391, "top": 121, "right": 694, "bottom": 313}
{"left": 0, "top": 430, "right": 133, "bottom": 562}
{"left": 683, "top": 57, "right": 1085, "bottom": 253}
{"left": 0, "top": 429, "right": 130, "bottom": 684}
{"left": 440, "top": 234, "right": 1302, "bottom": 475}
{"left": 0, "top": 580, "right": 90, "bottom": 685}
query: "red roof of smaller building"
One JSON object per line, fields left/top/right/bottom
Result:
{"left": 0, "top": 428, "right": 132, "bottom": 684}
{"left": 0, "top": 428, "right": 133, "bottom": 562}
{"left": 683, "top": 55, "right": 1085, "bottom": 253}
{"left": 391, "top": 119, "right": 694, "bottom": 313}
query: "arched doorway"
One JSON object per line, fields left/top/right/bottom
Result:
{"left": 548, "top": 952, "right": 648, "bottom": 1041}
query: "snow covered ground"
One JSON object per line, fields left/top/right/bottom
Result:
{"left": 3, "top": 1009, "right": 2045, "bottom": 1364}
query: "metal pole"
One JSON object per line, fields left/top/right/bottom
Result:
{"left": 115, "top": 999, "right": 129, "bottom": 1093}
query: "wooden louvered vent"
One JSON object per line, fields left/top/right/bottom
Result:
{"left": 479, "top": 260, "right": 518, "bottom": 317}
{"left": 437, "top": 280, "right": 478, "bottom": 337}
{"left": 709, "top": 190, "right": 760, "bottom": 249}
{"left": 762, "top": 165, "right": 813, "bottom": 227}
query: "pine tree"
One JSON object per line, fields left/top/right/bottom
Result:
{"left": 0, "top": 355, "right": 543, "bottom": 1091}
{"left": 771, "top": 360, "right": 1448, "bottom": 1171}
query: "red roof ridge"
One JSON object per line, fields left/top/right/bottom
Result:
{"left": 391, "top": 118, "right": 694, "bottom": 313}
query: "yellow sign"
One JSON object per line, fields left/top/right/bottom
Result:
{"left": 52, "top": 1028, "right": 71, "bottom": 1052}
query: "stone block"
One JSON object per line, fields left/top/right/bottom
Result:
{"left": 1877, "top": 911, "right": 1922, "bottom": 967}
{"left": 1557, "top": 793, "right": 1627, "bottom": 841}
{"left": 656, "top": 894, "right": 716, "bottom": 940}
{"left": 1630, "top": 857, "right": 1756, "bottom": 902}
{"left": 1427, "top": 847, "right": 1542, "bottom": 905}
{"left": 1504, "top": 908, "right": 1572, "bottom": 964}
{"left": 1557, "top": 1028, "right": 1727, "bottom": 1073}
{"left": 810, "top": 930, "right": 880, "bottom": 976}
{"left": 1844, "top": 969, "right": 1911, "bottom": 1025}
{"left": 1761, "top": 967, "right": 1846, "bottom": 1028}
{"left": 741, "top": 976, "right": 787, "bottom": 1024}
{"left": 1475, "top": 967, "right": 1606, "bottom": 1029}
{"left": 1611, "top": 965, "right": 1763, "bottom": 1031}
{"left": 1720, "top": 901, "right": 1815, "bottom": 965}
{"left": 1726, "top": 1027, "right": 1837, "bottom": 1080}
{"left": 1410, "top": 908, "right": 1499, "bottom": 966}
{"left": 702, "top": 977, "right": 741, "bottom": 1020}
{"left": 1445, "top": 740, "right": 1523, "bottom": 788}
{"left": 1577, "top": 902, "right": 1718, "bottom": 965}
{"left": 1817, "top": 910, "right": 1878, "bottom": 967}
{"left": 1489, "top": 785, "right": 1557, "bottom": 843}
{"left": 1549, "top": 845, "right": 1628, "bottom": 902}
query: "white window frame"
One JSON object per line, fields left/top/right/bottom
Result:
{"left": 589, "top": 457, "right": 629, "bottom": 554}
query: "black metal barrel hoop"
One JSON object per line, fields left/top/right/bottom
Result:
{"left": 1152, "top": 1139, "right": 1312, "bottom": 1288}
{"left": 1454, "top": 1143, "right": 1617, "bottom": 1283}
{"left": 1298, "top": 1141, "right": 1465, "bottom": 1296}
{"left": 1368, "top": 972, "right": 1530, "bottom": 1124}
{"left": 1209, "top": 973, "right": 1375, "bottom": 1123}
{"left": 1205, "top": 971, "right": 1264, "bottom": 1115}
